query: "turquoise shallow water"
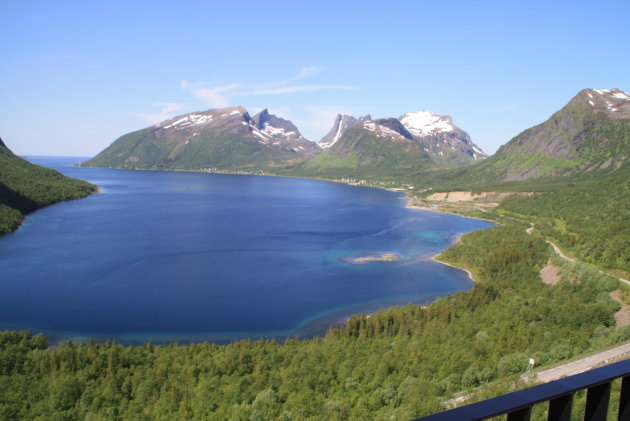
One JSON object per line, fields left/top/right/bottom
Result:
{"left": 0, "top": 157, "right": 493, "bottom": 344}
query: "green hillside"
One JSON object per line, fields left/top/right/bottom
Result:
{"left": 498, "top": 170, "right": 630, "bottom": 273}
{"left": 292, "top": 126, "right": 436, "bottom": 180}
{"left": 0, "top": 139, "right": 97, "bottom": 234}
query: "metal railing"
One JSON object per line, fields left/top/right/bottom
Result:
{"left": 413, "top": 359, "right": 630, "bottom": 421}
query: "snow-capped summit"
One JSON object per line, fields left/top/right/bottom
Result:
{"left": 399, "top": 110, "right": 456, "bottom": 137}
{"left": 397, "top": 110, "right": 486, "bottom": 162}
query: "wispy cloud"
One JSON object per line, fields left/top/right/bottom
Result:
{"left": 264, "top": 66, "right": 320, "bottom": 88}
{"left": 182, "top": 67, "right": 358, "bottom": 108}
{"left": 246, "top": 85, "right": 358, "bottom": 95}
{"left": 181, "top": 80, "right": 241, "bottom": 108}
{"left": 491, "top": 103, "right": 518, "bottom": 112}
{"left": 133, "top": 102, "right": 187, "bottom": 125}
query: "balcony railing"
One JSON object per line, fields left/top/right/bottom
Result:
{"left": 413, "top": 358, "right": 630, "bottom": 421}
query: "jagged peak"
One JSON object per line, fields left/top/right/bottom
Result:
{"left": 320, "top": 114, "right": 371, "bottom": 148}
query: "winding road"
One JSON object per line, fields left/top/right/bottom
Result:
{"left": 526, "top": 223, "right": 630, "bottom": 285}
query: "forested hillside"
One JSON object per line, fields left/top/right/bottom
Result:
{"left": 0, "top": 139, "right": 97, "bottom": 234}
{"left": 1, "top": 225, "right": 627, "bottom": 420}
{"left": 498, "top": 169, "right": 630, "bottom": 273}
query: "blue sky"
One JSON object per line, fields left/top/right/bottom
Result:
{"left": 1, "top": 0, "right": 629, "bottom": 156}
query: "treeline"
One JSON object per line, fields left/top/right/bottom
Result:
{"left": 1, "top": 226, "right": 627, "bottom": 420}
{"left": 0, "top": 141, "right": 96, "bottom": 234}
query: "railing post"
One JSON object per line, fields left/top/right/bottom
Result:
{"left": 507, "top": 406, "right": 531, "bottom": 421}
{"left": 548, "top": 393, "right": 573, "bottom": 421}
{"left": 584, "top": 381, "right": 611, "bottom": 421}
{"left": 619, "top": 375, "right": 630, "bottom": 421}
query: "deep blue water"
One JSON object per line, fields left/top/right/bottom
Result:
{"left": 0, "top": 157, "right": 493, "bottom": 344}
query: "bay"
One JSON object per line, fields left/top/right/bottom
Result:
{"left": 0, "top": 157, "right": 493, "bottom": 344}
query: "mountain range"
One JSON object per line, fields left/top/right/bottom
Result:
{"left": 82, "top": 106, "right": 487, "bottom": 178}
{"left": 51, "top": 87, "right": 630, "bottom": 187}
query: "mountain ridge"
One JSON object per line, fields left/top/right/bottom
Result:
{"left": 82, "top": 107, "right": 320, "bottom": 171}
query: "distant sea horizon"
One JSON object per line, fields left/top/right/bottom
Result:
{"left": 0, "top": 157, "right": 493, "bottom": 345}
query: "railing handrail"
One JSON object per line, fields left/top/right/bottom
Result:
{"left": 413, "top": 359, "right": 630, "bottom": 420}
{"left": 445, "top": 341, "right": 630, "bottom": 402}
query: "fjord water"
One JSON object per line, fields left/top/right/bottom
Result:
{"left": 0, "top": 158, "right": 492, "bottom": 343}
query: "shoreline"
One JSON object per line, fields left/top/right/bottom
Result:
{"left": 404, "top": 198, "right": 497, "bottom": 224}
{"left": 0, "top": 187, "right": 100, "bottom": 239}
{"left": 431, "top": 254, "right": 476, "bottom": 283}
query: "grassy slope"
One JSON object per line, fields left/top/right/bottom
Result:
{"left": 289, "top": 128, "right": 436, "bottom": 180}
{"left": 0, "top": 144, "right": 97, "bottom": 234}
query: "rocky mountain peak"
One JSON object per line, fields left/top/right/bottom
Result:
{"left": 575, "top": 88, "right": 630, "bottom": 119}
{"left": 319, "top": 114, "right": 372, "bottom": 148}
{"left": 252, "top": 109, "right": 270, "bottom": 128}
{"left": 252, "top": 109, "right": 305, "bottom": 139}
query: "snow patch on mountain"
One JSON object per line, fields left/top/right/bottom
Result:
{"left": 363, "top": 121, "right": 410, "bottom": 140}
{"left": 612, "top": 91, "right": 630, "bottom": 101}
{"left": 162, "top": 114, "right": 214, "bottom": 130}
{"left": 591, "top": 88, "right": 630, "bottom": 101}
{"left": 400, "top": 111, "right": 455, "bottom": 136}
